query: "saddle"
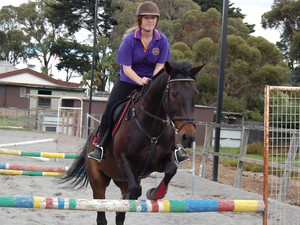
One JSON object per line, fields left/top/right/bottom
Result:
{"left": 92, "top": 90, "right": 140, "bottom": 147}
{"left": 110, "top": 91, "right": 140, "bottom": 138}
{"left": 111, "top": 99, "right": 132, "bottom": 137}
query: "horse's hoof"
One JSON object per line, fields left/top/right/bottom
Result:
{"left": 146, "top": 188, "right": 156, "bottom": 200}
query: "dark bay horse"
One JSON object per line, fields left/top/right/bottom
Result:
{"left": 62, "top": 61, "right": 205, "bottom": 225}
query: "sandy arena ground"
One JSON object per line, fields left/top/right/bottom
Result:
{"left": 0, "top": 129, "right": 298, "bottom": 225}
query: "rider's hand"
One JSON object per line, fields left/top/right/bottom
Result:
{"left": 138, "top": 77, "right": 150, "bottom": 86}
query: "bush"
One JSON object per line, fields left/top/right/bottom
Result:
{"left": 246, "top": 111, "right": 264, "bottom": 122}
{"left": 244, "top": 163, "right": 263, "bottom": 172}
{"left": 247, "top": 141, "right": 264, "bottom": 155}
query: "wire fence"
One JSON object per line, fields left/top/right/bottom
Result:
{"left": 264, "top": 86, "right": 300, "bottom": 225}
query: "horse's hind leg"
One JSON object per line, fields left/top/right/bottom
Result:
{"left": 114, "top": 181, "right": 127, "bottom": 225}
{"left": 89, "top": 169, "right": 111, "bottom": 225}
{"left": 147, "top": 159, "right": 177, "bottom": 200}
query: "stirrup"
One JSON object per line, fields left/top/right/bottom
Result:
{"left": 87, "top": 145, "right": 104, "bottom": 162}
{"left": 175, "top": 147, "right": 190, "bottom": 164}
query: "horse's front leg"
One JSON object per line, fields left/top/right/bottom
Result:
{"left": 147, "top": 158, "right": 177, "bottom": 200}
{"left": 119, "top": 153, "right": 142, "bottom": 199}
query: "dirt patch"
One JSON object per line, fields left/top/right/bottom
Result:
{"left": 181, "top": 151, "right": 299, "bottom": 206}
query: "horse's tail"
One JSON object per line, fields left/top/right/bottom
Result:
{"left": 59, "top": 131, "right": 95, "bottom": 189}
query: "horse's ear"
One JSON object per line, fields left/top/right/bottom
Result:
{"left": 191, "top": 63, "right": 206, "bottom": 76}
{"left": 164, "top": 61, "right": 173, "bottom": 75}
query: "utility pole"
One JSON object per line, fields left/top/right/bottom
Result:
{"left": 212, "top": 0, "right": 229, "bottom": 182}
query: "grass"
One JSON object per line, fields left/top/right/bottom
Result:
{"left": 197, "top": 145, "right": 300, "bottom": 173}
{"left": 221, "top": 158, "right": 264, "bottom": 173}
{"left": 197, "top": 146, "right": 265, "bottom": 173}
{"left": 200, "top": 146, "right": 264, "bottom": 160}
{"left": 0, "top": 117, "right": 35, "bottom": 129}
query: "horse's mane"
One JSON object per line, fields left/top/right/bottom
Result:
{"left": 167, "top": 61, "right": 196, "bottom": 79}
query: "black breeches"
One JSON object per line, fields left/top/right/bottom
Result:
{"left": 98, "top": 78, "right": 140, "bottom": 135}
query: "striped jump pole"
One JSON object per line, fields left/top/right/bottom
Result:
{"left": 0, "top": 195, "right": 265, "bottom": 213}
{"left": 0, "top": 139, "right": 56, "bottom": 148}
{"left": 0, "top": 169, "right": 65, "bottom": 177}
{"left": 0, "top": 149, "right": 79, "bottom": 159}
{"left": 0, "top": 163, "right": 69, "bottom": 173}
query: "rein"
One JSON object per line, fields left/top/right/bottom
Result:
{"left": 132, "top": 77, "right": 196, "bottom": 177}
{"left": 141, "top": 78, "right": 196, "bottom": 132}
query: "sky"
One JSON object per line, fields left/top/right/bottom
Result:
{"left": 0, "top": 0, "right": 281, "bottom": 82}
{"left": 231, "top": 0, "right": 280, "bottom": 43}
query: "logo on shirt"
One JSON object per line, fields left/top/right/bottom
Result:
{"left": 152, "top": 48, "right": 160, "bottom": 55}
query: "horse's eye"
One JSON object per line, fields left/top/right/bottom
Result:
{"left": 170, "top": 91, "right": 178, "bottom": 98}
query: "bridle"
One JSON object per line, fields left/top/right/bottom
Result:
{"left": 165, "top": 78, "right": 196, "bottom": 132}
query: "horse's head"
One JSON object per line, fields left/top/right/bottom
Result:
{"left": 164, "top": 61, "right": 205, "bottom": 148}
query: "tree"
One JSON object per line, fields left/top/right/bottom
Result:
{"left": 154, "top": 0, "right": 200, "bottom": 20}
{"left": 109, "top": 1, "right": 139, "bottom": 51}
{"left": 47, "top": 0, "right": 117, "bottom": 37}
{"left": 192, "top": 0, "right": 255, "bottom": 33}
{"left": 193, "top": 37, "right": 217, "bottom": 63}
{"left": 261, "top": 0, "right": 300, "bottom": 84}
{"left": 16, "top": 0, "right": 70, "bottom": 75}
{"left": 51, "top": 38, "right": 92, "bottom": 81}
{"left": 168, "top": 7, "right": 290, "bottom": 113}
{"left": 0, "top": 5, "right": 30, "bottom": 65}
{"left": 81, "top": 36, "right": 119, "bottom": 92}
{"left": 110, "top": 0, "right": 201, "bottom": 51}
{"left": 0, "top": 29, "right": 30, "bottom": 65}
{"left": 171, "top": 42, "right": 193, "bottom": 62}
{"left": 47, "top": 0, "right": 119, "bottom": 90}
{"left": 193, "top": 0, "right": 245, "bottom": 18}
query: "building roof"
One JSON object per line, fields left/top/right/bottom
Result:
{"left": 0, "top": 61, "right": 18, "bottom": 73}
{"left": 0, "top": 68, "right": 81, "bottom": 89}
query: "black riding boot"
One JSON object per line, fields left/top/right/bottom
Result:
{"left": 88, "top": 119, "right": 108, "bottom": 162}
{"left": 175, "top": 144, "right": 190, "bottom": 163}
{"left": 87, "top": 133, "right": 104, "bottom": 162}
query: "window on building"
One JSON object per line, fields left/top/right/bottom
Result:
{"left": 45, "top": 126, "right": 56, "bottom": 132}
{"left": 20, "top": 87, "right": 26, "bottom": 97}
{"left": 38, "top": 90, "right": 51, "bottom": 107}
{"left": 0, "top": 86, "right": 5, "bottom": 94}
{"left": 62, "top": 99, "right": 75, "bottom": 107}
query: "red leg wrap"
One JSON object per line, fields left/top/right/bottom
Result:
{"left": 153, "top": 180, "right": 167, "bottom": 200}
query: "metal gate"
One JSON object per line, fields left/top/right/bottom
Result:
{"left": 56, "top": 97, "right": 84, "bottom": 153}
{"left": 264, "top": 86, "right": 300, "bottom": 225}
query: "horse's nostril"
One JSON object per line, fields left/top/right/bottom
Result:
{"left": 181, "top": 134, "right": 195, "bottom": 148}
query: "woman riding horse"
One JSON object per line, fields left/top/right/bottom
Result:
{"left": 88, "top": 1, "right": 189, "bottom": 163}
